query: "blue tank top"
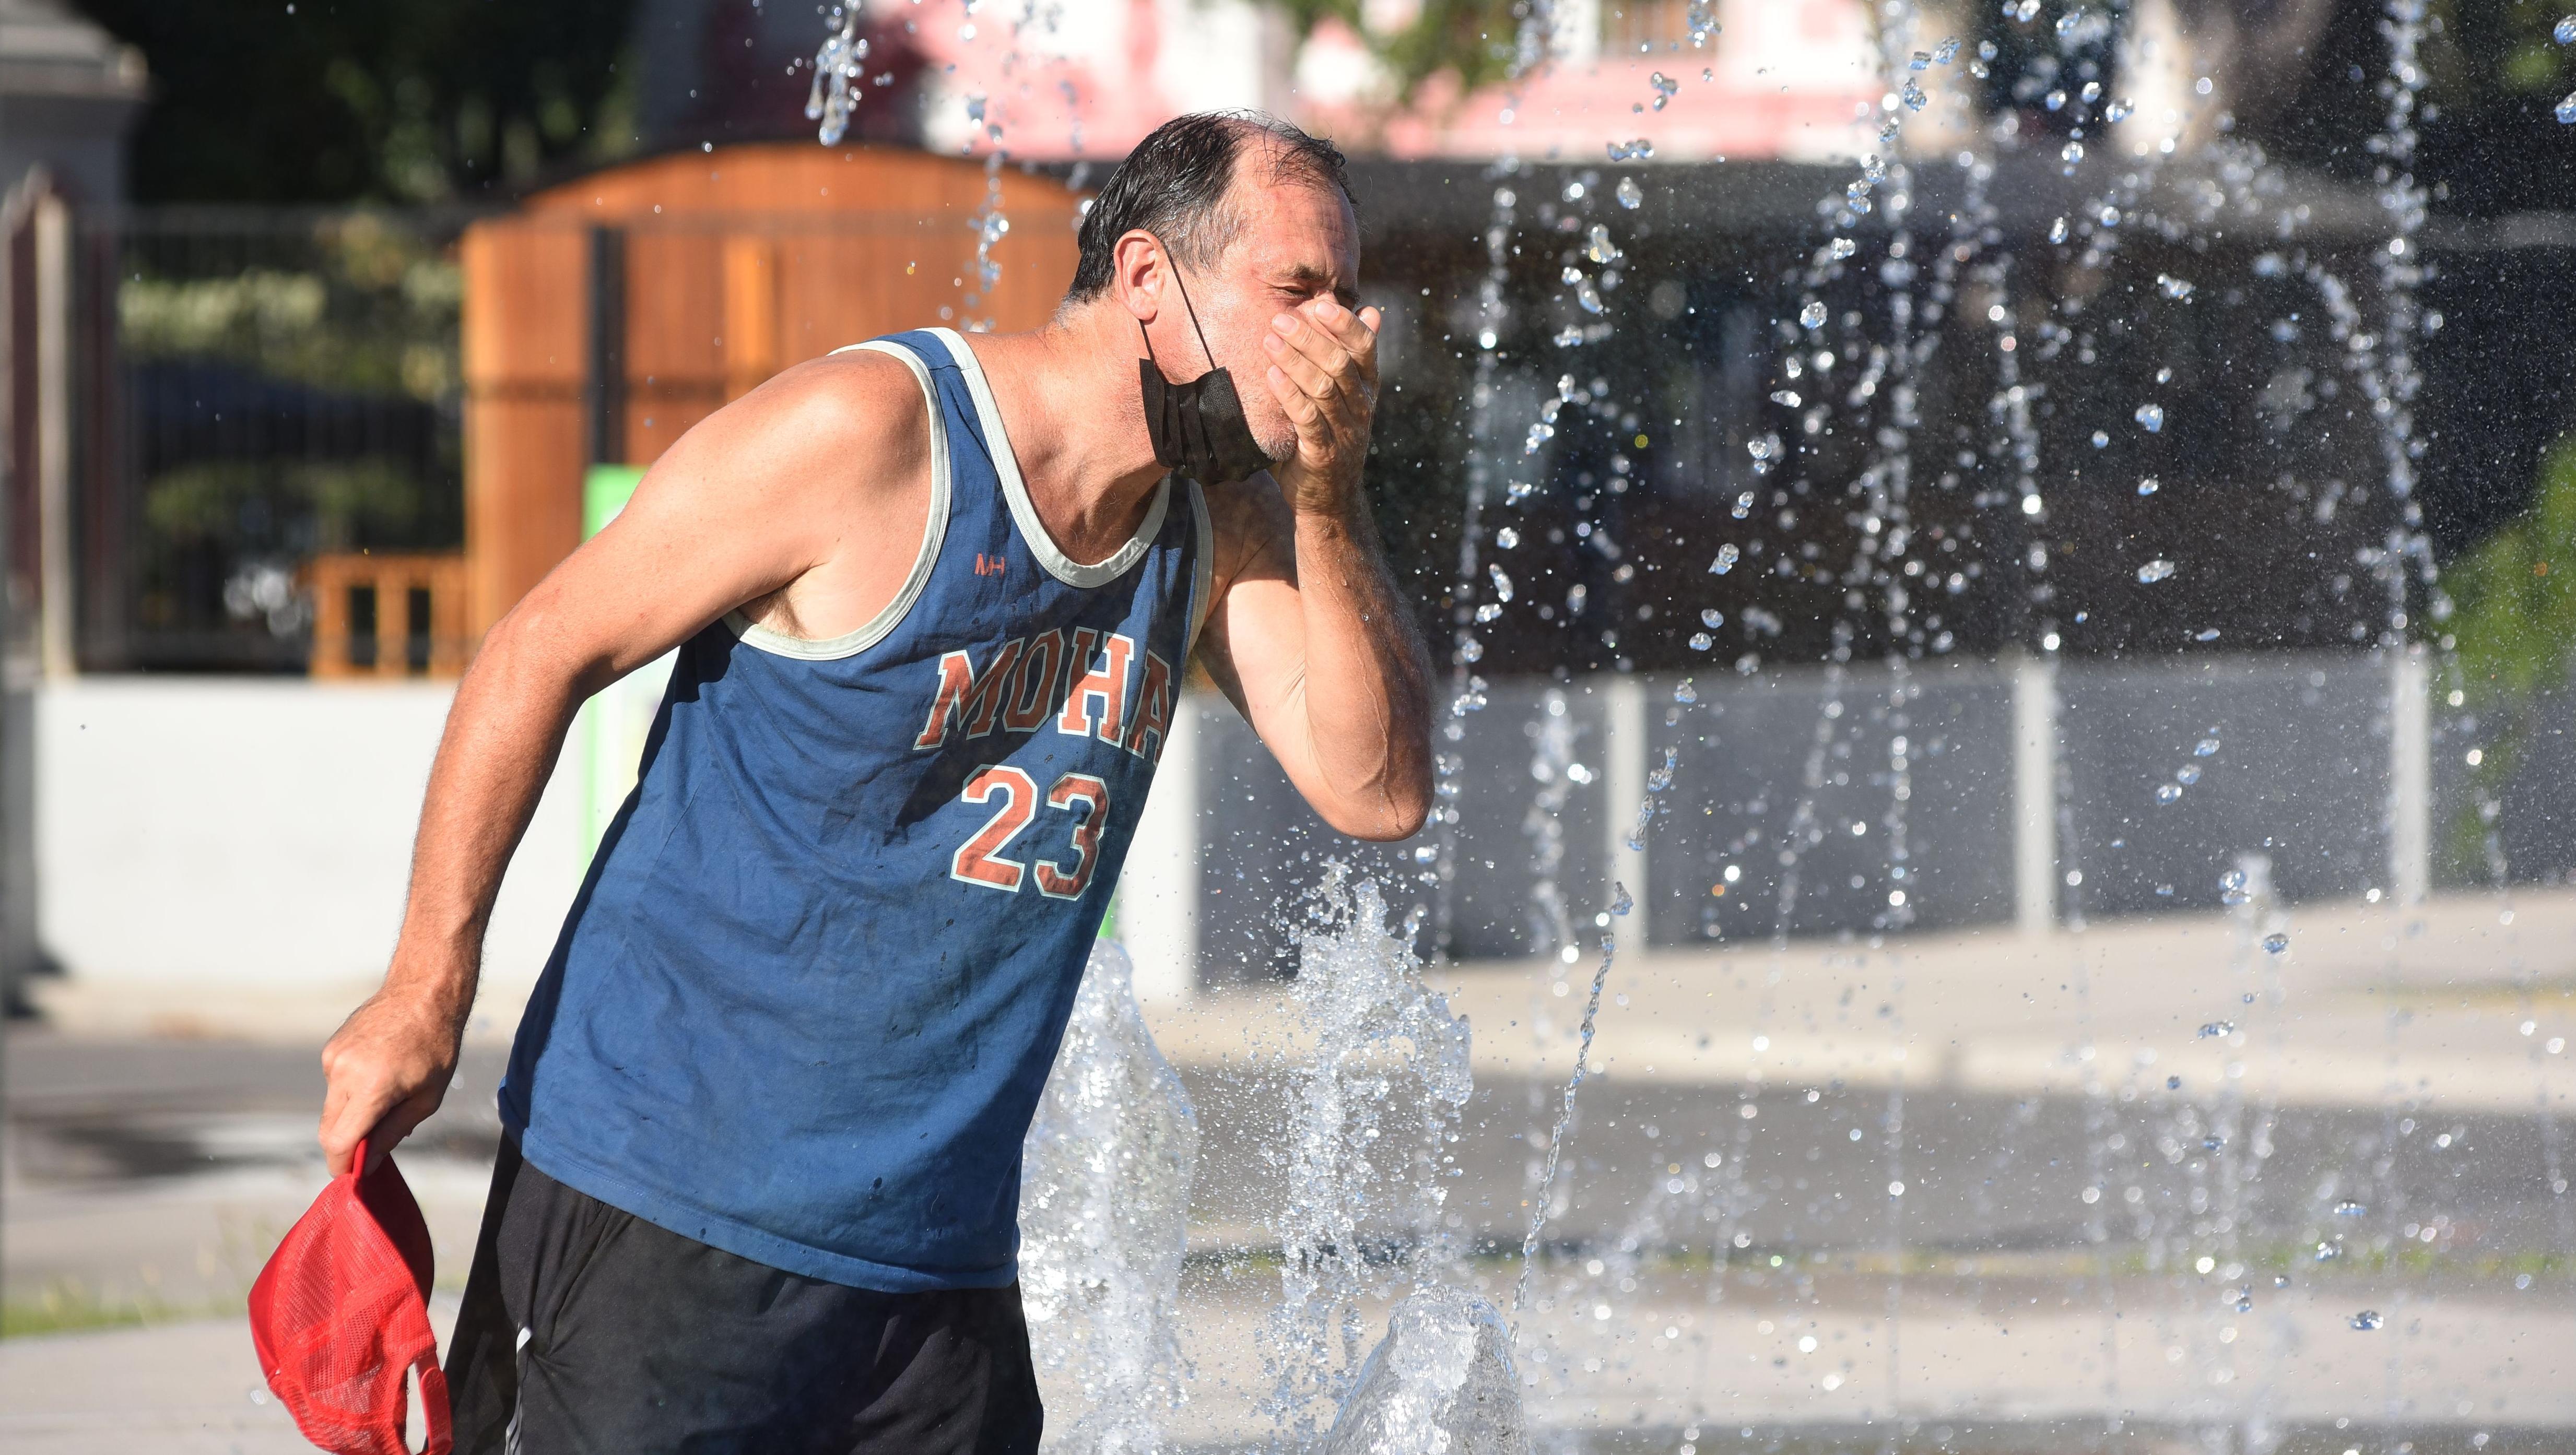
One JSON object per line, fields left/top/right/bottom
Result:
{"left": 499, "top": 328, "right": 1211, "bottom": 1292}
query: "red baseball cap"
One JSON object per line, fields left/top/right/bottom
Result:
{"left": 248, "top": 1138, "right": 454, "bottom": 1454}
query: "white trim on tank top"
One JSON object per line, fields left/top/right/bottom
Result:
{"left": 937, "top": 326, "right": 1171, "bottom": 588}
{"left": 722, "top": 338, "right": 952, "bottom": 661}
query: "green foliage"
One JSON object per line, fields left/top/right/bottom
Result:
{"left": 2448, "top": 436, "right": 2576, "bottom": 700}
{"left": 2437, "top": 435, "right": 2576, "bottom": 877}
{"left": 1263, "top": 0, "right": 1543, "bottom": 106}
{"left": 2456, "top": 0, "right": 2576, "bottom": 93}
{"left": 145, "top": 459, "right": 432, "bottom": 557}
{"left": 120, "top": 215, "right": 462, "bottom": 403}
{"left": 74, "top": 0, "right": 640, "bottom": 203}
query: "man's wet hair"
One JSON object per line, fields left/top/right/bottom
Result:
{"left": 1065, "top": 111, "right": 1352, "bottom": 303}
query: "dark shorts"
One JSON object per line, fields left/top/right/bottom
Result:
{"left": 446, "top": 1138, "right": 1043, "bottom": 1454}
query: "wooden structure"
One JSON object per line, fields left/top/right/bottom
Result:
{"left": 459, "top": 144, "right": 1085, "bottom": 647}
{"left": 307, "top": 551, "right": 471, "bottom": 679}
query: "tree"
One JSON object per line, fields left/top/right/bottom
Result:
{"left": 73, "top": 0, "right": 641, "bottom": 204}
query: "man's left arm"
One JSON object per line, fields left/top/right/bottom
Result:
{"left": 1195, "top": 299, "right": 1435, "bottom": 842}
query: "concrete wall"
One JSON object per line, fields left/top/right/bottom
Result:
{"left": 33, "top": 653, "right": 2566, "bottom": 1010}
{"left": 36, "top": 679, "right": 586, "bottom": 995}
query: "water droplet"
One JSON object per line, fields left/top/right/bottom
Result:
{"left": 2195, "top": 737, "right": 2219, "bottom": 756}
{"left": 2060, "top": 139, "right": 2085, "bottom": 170}
{"left": 1496, "top": 526, "right": 1520, "bottom": 549}
{"left": 2138, "top": 477, "right": 2160, "bottom": 496}
{"left": 1488, "top": 565, "right": 1514, "bottom": 603}
{"left": 1650, "top": 72, "right": 1679, "bottom": 110}
{"left": 2263, "top": 932, "right": 2289, "bottom": 954}
{"left": 1798, "top": 300, "right": 1828, "bottom": 329}
{"left": 1900, "top": 79, "right": 1927, "bottom": 111}
{"left": 1689, "top": 632, "right": 1714, "bottom": 651}
{"left": 1709, "top": 544, "right": 1739, "bottom": 575}
{"left": 2175, "top": 764, "right": 2201, "bottom": 785}
{"left": 1771, "top": 389, "right": 1804, "bottom": 407}
{"left": 2137, "top": 559, "right": 2177, "bottom": 584}
{"left": 2314, "top": 1239, "right": 2342, "bottom": 1261}
{"left": 2350, "top": 1310, "right": 2383, "bottom": 1331}
{"left": 2105, "top": 97, "right": 2133, "bottom": 123}
{"left": 1607, "top": 138, "right": 1655, "bottom": 161}
{"left": 2234, "top": 1292, "right": 2254, "bottom": 1313}
{"left": 2156, "top": 783, "right": 2183, "bottom": 805}
{"left": 2167, "top": 1074, "right": 2182, "bottom": 1089}
{"left": 1577, "top": 280, "right": 1604, "bottom": 315}
{"left": 1700, "top": 608, "right": 1724, "bottom": 628}
{"left": 2135, "top": 403, "right": 2166, "bottom": 432}
{"left": 1673, "top": 680, "right": 1698, "bottom": 703}
{"left": 2560, "top": 14, "right": 2576, "bottom": 44}
{"left": 1933, "top": 37, "right": 1959, "bottom": 63}
{"left": 1585, "top": 224, "right": 1622, "bottom": 265}
{"left": 1616, "top": 176, "right": 1643, "bottom": 209}
{"left": 2157, "top": 273, "right": 2195, "bottom": 301}
{"left": 2197, "top": 1021, "right": 2237, "bottom": 1039}
{"left": 1828, "top": 236, "right": 1857, "bottom": 260}
{"left": 2557, "top": 91, "right": 2576, "bottom": 124}
{"left": 2335, "top": 1200, "right": 2368, "bottom": 1217}
{"left": 2090, "top": 430, "right": 2109, "bottom": 448}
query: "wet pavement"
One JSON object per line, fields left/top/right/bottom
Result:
{"left": 5, "top": 890, "right": 2571, "bottom": 1449}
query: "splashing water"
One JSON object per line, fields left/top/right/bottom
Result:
{"left": 1319, "top": 1286, "right": 1528, "bottom": 1455}
{"left": 1261, "top": 871, "right": 1476, "bottom": 1440}
{"left": 805, "top": 5, "right": 869, "bottom": 146}
{"left": 1018, "top": 941, "right": 1197, "bottom": 1451}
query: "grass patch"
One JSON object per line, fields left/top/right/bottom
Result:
{"left": 0, "top": 1278, "right": 230, "bottom": 1340}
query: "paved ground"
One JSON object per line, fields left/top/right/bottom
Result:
{"left": 5, "top": 888, "right": 2571, "bottom": 1449}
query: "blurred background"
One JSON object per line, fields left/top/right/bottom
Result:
{"left": 1, "top": 0, "right": 2572, "bottom": 1449}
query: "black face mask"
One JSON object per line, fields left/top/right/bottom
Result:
{"left": 1138, "top": 257, "right": 1274, "bottom": 487}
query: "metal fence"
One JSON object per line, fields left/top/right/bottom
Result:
{"left": 1168, "top": 654, "right": 2576, "bottom": 983}
{"left": 68, "top": 207, "right": 473, "bottom": 672}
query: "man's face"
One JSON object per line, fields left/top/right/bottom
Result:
{"left": 1155, "top": 161, "right": 1361, "bottom": 462}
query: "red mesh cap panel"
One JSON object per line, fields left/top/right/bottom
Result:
{"left": 248, "top": 1139, "right": 454, "bottom": 1455}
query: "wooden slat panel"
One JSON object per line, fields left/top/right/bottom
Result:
{"left": 305, "top": 552, "right": 470, "bottom": 679}
{"left": 622, "top": 229, "right": 725, "bottom": 389}
{"left": 523, "top": 144, "right": 1005, "bottom": 219}
{"left": 465, "top": 395, "right": 585, "bottom": 642}
{"left": 722, "top": 236, "right": 781, "bottom": 401}
{"left": 462, "top": 222, "right": 586, "bottom": 389}
{"left": 462, "top": 143, "right": 1092, "bottom": 648}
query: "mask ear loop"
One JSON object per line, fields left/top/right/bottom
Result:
{"left": 1141, "top": 234, "right": 1221, "bottom": 375}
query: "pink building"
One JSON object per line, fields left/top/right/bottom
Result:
{"left": 883, "top": 0, "right": 1896, "bottom": 164}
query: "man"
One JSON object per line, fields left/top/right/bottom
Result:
{"left": 313, "top": 112, "right": 1431, "bottom": 1451}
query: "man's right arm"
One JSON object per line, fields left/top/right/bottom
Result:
{"left": 316, "top": 354, "right": 926, "bottom": 1175}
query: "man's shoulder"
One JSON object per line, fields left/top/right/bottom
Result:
{"left": 710, "top": 346, "right": 935, "bottom": 472}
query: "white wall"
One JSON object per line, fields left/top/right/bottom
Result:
{"left": 37, "top": 679, "right": 586, "bottom": 993}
